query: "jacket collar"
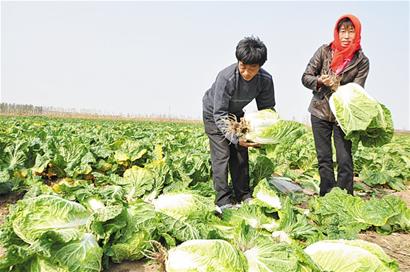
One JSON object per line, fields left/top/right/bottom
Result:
{"left": 325, "top": 44, "right": 363, "bottom": 74}
{"left": 342, "top": 50, "right": 363, "bottom": 73}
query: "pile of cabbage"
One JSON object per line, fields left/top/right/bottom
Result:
{"left": 162, "top": 184, "right": 407, "bottom": 272}
{"left": 166, "top": 238, "right": 399, "bottom": 272}
{"left": 1, "top": 179, "right": 407, "bottom": 271}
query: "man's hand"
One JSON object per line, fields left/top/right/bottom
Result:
{"left": 239, "top": 138, "right": 261, "bottom": 148}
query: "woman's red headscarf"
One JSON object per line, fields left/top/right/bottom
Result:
{"left": 330, "top": 14, "right": 362, "bottom": 73}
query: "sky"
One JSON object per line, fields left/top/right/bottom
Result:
{"left": 1, "top": 1, "right": 409, "bottom": 130}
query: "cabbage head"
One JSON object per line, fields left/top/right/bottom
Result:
{"left": 165, "top": 239, "right": 247, "bottom": 272}
{"left": 329, "top": 83, "right": 393, "bottom": 148}
{"left": 152, "top": 192, "right": 214, "bottom": 219}
{"left": 304, "top": 239, "right": 399, "bottom": 272}
{"left": 244, "top": 110, "right": 306, "bottom": 145}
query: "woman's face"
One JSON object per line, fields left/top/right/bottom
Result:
{"left": 338, "top": 23, "right": 356, "bottom": 48}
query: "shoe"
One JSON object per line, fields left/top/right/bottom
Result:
{"left": 215, "top": 203, "right": 235, "bottom": 214}
{"left": 233, "top": 197, "right": 253, "bottom": 209}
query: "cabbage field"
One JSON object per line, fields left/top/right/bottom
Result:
{"left": 0, "top": 116, "right": 409, "bottom": 271}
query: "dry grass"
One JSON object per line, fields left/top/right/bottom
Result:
{"left": 0, "top": 112, "right": 202, "bottom": 125}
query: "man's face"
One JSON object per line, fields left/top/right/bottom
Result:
{"left": 238, "top": 61, "right": 260, "bottom": 81}
{"left": 338, "top": 24, "right": 356, "bottom": 48}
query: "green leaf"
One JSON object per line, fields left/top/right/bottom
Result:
{"left": 305, "top": 239, "right": 399, "bottom": 272}
{"left": 12, "top": 195, "right": 90, "bottom": 244}
{"left": 53, "top": 233, "right": 103, "bottom": 272}
{"left": 165, "top": 239, "right": 247, "bottom": 272}
{"left": 329, "top": 83, "right": 393, "bottom": 148}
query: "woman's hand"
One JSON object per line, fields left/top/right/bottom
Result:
{"left": 319, "top": 74, "right": 341, "bottom": 91}
{"left": 319, "top": 75, "right": 335, "bottom": 88}
{"left": 238, "top": 138, "right": 261, "bottom": 148}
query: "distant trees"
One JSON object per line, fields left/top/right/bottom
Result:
{"left": 0, "top": 103, "right": 43, "bottom": 115}
{"left": 0, "top": 103, "right": 99, "bottom": 117}
{"left": 0, "top": 102, "right": 199, "bottom": 123}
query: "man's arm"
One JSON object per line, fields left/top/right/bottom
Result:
{"left": 256, "top": 75, "right": 275, "bottom": 110}
{"left": 212, "top": 73, "right": 239, "bottom": 144}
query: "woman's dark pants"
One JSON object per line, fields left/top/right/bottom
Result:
{"left": 311, "top": 115, "right": 354, "bottom": 196}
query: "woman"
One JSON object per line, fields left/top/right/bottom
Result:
{"left": 301, "top": 14, "right": 370, "bottom": 196}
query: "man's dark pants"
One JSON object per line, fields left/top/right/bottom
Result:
{"left": 311, "top": 115, "right": 354, "bottom": 196}
{"left": 203, "top": 115, "right": 251, "bottom": 207}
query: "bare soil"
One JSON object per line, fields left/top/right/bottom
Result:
{"left": 361, "top": 188, "right": 410, "bottom": 272}
{"left": 0, "top": 192, "right": 22, "bottom": 258}
{"left": 357, "top": 188, "right": 410, "bottom": 272}
{"left": 393, "top": 190, "right": 410, "bottom": 207}
{"left": 105, "top": 261, "right": 163, "bottom": 272}
{"left": 358, "top": 231, "right": 410, "bottom": 272}
{"left": 0, "top": 192, "right": 21, "bottom": 225}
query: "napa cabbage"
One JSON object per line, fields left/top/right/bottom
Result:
{"left": 329, "top": 83, "right": 393, "bottom": 148}
{"left": 165, "top": 239, "right": 247, "bottom": 272}
{"left": 305, "top": 239, "right": 399, "bottom": 272}
{"left": 244, "top": 110, "right": 306, "bottom": 145}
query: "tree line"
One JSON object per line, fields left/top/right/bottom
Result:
{"left": 0, "top": 102, "right": 200, "bottom": 123}
{"left": 0, "top": 103, "right": 44, "bottom": 115}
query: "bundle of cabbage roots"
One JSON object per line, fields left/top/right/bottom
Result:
{"left": 220, "top": 109, "right": 306, "bottom": 145}
{"left": 329, "top": 83, "right": 393, "bottom": 148}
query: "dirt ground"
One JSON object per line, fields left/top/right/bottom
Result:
{"left": 0, "top": 192, "right": 22, "bottom": 258}
{"left": 0, "top": 192, "right": 21, "bottom": 225}
{"left": 358, "top": 231, "right": 410, "bottom": 272}
{"left": 106, "top": 261, "right": 162, "bottom": 272}
{"left": 358, "top": 189, "right": 410, "bottom": 272}
{"left": 393, "top": 190, "right": 410, "bottom": 207}
{"left": 1, "top": 189, "right": 410, "bottom": 272}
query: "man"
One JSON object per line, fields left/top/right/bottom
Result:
{"left": 202, "top": 36, "right": 275, "bottom": 212}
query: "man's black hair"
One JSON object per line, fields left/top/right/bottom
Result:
{"left": 235, "top": 36, "right": 267, "bottom": 66}
{"left": 337, "top": 17, "right": 354, "bottom": 31}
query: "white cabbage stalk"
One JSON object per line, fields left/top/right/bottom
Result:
{"left": 252, "top": 179, "right": 282, "bottom": 210}
{"left": 261, "top": 221, "right": 279, "bottom": 232}
{"left": 303, "top": 209, "right": 310, "bottom": 216}
{"left": 247, "top": 218, "right": 259, "bottom": 228}
{"left": 244, "top": 109, "right": 280, "bottom": 144}
{"left": 244, "top": 247, "right": 262, "bottom": 271}
{"left": 86, "top": 198, "right": 105, "bottom": 211}
{"left": 271, "top": 231, "right": 291, "bottom": 244}
{"left": 245, "top": 110, "right": 280, "bottom": 132}
{"left": 255, "top": 191, "right": 282, "bottom": 209}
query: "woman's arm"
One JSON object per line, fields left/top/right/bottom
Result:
{"left": 302, "top": 45, "right": 326, "bottom": 92}
{"left": 353, "top": 56, "right": 370, "bottom": 87}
